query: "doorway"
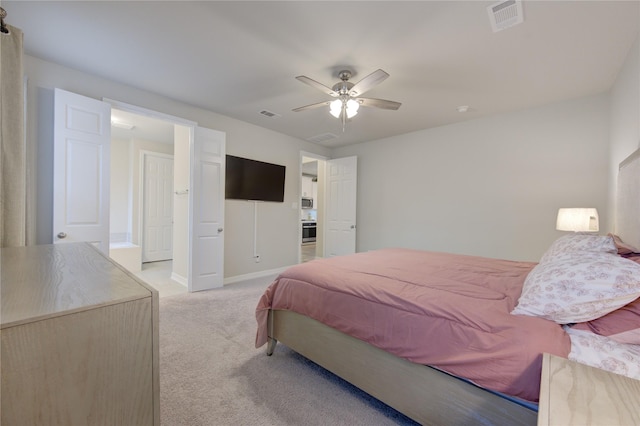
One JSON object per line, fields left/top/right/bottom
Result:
{"left": 301, "top": 154, "right": 358, "bottom": 260}
{"left": 300, "top": 153, "right": 327, "bottom": 263}
{"left": 54, "top": 89, "right": 226, "bottom": 293}
{"left": 109, "top": 108, "right": 183, "bottom": 293}
{"left": 109, "top": 109, "right": 175, "bottom": 251}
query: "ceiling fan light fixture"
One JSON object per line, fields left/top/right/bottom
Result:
{"left": 295, "top": 68, "right": 400, "bottom": 127}
{"left": 329, "top": 99, "right": 342, "bottom": 118}
{"left": 346, "top": 99, "right": 360, "bottom": 118}
{"left": 329, "top": 98, "right": 360, "bottom": 119}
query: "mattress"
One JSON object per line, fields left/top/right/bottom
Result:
{"left": 256, "top": 248, "right": 571, "bottom": 402}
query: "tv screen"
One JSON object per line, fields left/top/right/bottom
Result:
{"left": 225, "top": 155, "right": 286, "bottom": 202}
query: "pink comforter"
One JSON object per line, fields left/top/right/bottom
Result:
{"left": 255, "top": 248, "right": 570, "bottom": 402}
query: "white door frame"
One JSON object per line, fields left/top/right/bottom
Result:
{"left": 104, "top": 98, "right": 197, "bottom": 274}
{"left": 140, "top": 150, "right": 175, "bottom": 262}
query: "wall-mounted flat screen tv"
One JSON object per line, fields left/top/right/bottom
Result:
{"left": 225, "top": 155, "right": 286, "bottom": 202}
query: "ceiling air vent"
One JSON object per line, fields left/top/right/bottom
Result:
{"left": 259, "top": 109, "right": 281, "bottom": 119}
{"left": 488, "top": 0, "right": 523, "bottom": 33}
{"left": 307, "top": 133, "right": 338, "bottom": 144}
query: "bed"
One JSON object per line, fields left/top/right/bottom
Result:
{"left": 255, "top": 149, "right": 640, "bottom": 425}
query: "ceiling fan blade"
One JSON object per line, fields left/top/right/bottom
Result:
{"left": 357, "top": 97, "right": 401, "bottom": 110}
{"left": 348, "top": 69, "right": 389, "bottom": 97}
{"left": 295, "top": 76, "right": 339, "bottom": 97}
{"left": 292, "top": 100, "right": 331, "bottom": 112}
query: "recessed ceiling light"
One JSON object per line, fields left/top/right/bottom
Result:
{"left": 456, "top": 105, "right": 470, "bottom": 113}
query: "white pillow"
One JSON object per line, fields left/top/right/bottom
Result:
{"left": 539, "top": 233, "right": 617, "bottom": 264}
{"left": 512, "top": 252, "right": 640, "bottom": 323}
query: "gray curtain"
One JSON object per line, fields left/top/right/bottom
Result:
{"left": 0, "top": 24, "right": 26, "bottom": 247}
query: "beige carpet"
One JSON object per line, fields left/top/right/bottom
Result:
{"left": 159, "top": 275, "right": 417, "bottom": 425}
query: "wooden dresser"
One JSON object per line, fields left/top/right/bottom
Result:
{"left": 1, "top": 243, "right": 159, "bottom": 425}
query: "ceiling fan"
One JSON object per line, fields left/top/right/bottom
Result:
{"left": 292, "top": 69, "right": 401, "bottom": 130}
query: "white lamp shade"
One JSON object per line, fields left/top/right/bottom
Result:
{"left": 329, "top": 98, "right": 360, "bottom": 119}
{"left": 329, "top": 99, "right": 342, "bottom": 118}
{"left": 345, "top": 99, "right": 360, "bottom": 118}
{"left": 556, "top": 208, "right": 599, "bottom": 232}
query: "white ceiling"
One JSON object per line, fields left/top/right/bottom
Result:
{"left": 6, "top": 1, "right": 639, "bottom": 147}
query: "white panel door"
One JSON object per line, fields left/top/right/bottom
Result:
{"left": 143, "top": 153, "right": 174, "bottom": 262}
{"left": 189, "top": 127, "right": 225, "bottom": 292}
{"left": 325, "top": 156, "right": 357, "bottom": 257}
{"left": 53, "top": 88, "right": 111, "bottom": 254}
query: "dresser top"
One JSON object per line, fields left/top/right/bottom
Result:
{"left": 538, "top": 353, "right": 640, "bottom": 425}
{"left": 1, "top": 243, "right": 152, "bottom": 328}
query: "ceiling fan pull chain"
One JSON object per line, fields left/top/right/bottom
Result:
{"left": 342, "top": 101, "right": 347, "bottom": 132}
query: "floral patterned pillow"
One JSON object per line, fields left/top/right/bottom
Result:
{"left": 512, "top": 252, "right": 640, "bottom": 323}
{"left": 565, "top": 327, "right": 640, "bottom": 381}
{"left": 539, "top": 234, "right": 617, "bottom": 264}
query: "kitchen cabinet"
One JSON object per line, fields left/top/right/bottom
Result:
{"left": 302, "top": 175, "right": 314, "bottom": 197}
{"left": 1, "top": 243, "right": 159, "bottom": 425}
{"left": 302, "top": 175, "right": 318, "bottom": 202}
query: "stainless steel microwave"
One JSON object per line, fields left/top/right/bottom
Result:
{"left": 301, "top": 197, "right": 313, "bottom": 209}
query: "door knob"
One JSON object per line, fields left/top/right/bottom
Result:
{"left": 350, "top": 225, "right": 356, "bottom": 229}
{"left": 57, "top": 232, "right": 67, "bottom": 239}
{"left": 218, "top": 228, "right": 224, "bottom": 233}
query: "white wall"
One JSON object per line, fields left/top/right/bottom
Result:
{"left": 333, "top": 94, "right": 611, "bottom": 262}
{"left": 172, "top": 125, "right": 190, "bottom": 282}
{"left": 608, "top": 36, "right": 640, "bottom": 233}
{"left": 109, "top": 137, "right": 131, "bottom": 242}
{"left": 24, "top": 55, "right": 330, "bottom": 279}
{"left": 331, "top": 35, "right": 639, "bottom": 262}
{"left": 223, "top": 127, "right": 308, "bottom": 277}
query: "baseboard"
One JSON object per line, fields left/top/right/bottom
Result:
{"left": 170, "top": 272, "right": 188, "bottom": 287}
{"left": 171, "top": 265, "right": 292, "bottom": 288}
{"left": 223, "top": 265, "right": 292, "bottom": 285}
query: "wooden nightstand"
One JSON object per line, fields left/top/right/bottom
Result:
{"left": 538, "top": 353, "right": 640, "bottom": 425}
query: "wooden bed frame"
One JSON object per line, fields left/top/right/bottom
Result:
{"left": 266, "top": 310, "right": 537, "bottom": 425}
{"left": 264, "top": 148, "right": 640, "bottom": 425}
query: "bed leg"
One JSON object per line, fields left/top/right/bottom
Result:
{"left": 266, "top": 337, "right": 278, "bottom": 356}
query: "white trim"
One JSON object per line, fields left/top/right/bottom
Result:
{"left": 103, "top": 98, "right": 197, "bottom": 127}
{"left": 223, "top": 265, "right": 290, "bottom": 285}
{"left": 300, "top": 151, "right": 328, "bottom": 162}
{"left": 170, "top": 272, "right": 188, "bottom": 287}
{"left": 187, "top": 126, "right": 195, "bottom": 290}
